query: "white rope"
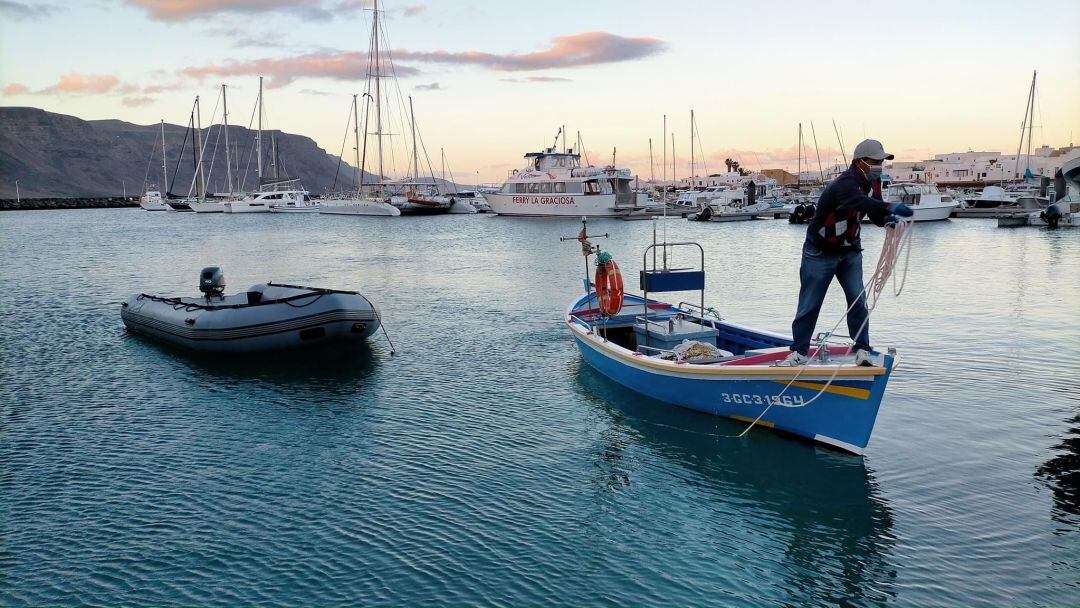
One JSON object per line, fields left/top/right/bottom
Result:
{"left": 729, "top": 217, "right": 914, "bottom": 437}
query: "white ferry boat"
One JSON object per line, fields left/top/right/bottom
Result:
{"left": 484, "top": 147, "right": 648, "bottom": 217}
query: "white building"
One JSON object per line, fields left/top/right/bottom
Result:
{"left": 886, "top": 146, "right": 1079, "bottom": 184}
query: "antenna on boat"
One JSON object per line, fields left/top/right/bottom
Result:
{"left": 560, "top": 216, "right": 608, "bottom": 294}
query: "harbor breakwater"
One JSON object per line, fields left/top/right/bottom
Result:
{"left": 0, "top": 197, "right": 139, "bottom": 211}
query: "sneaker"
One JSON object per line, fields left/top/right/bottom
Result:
{"left": 854, "top": 349, "right": 875, "bottom": 367}
{"left": 777, "top": 351, "right": 810, "bottom": 367}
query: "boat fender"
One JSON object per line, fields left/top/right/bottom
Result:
{"left": 247, "top": 283, "right": 268, "bottom": 305}
{"left": 593, "top": 253, "right": 624, "bottom": 317}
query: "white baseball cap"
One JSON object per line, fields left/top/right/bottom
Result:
{"left": 852, "top": 139, "right": 894, "bottom": 161}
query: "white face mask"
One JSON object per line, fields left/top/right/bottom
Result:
{"left": 859, "top": 160, "right": 883, "bottom": 181}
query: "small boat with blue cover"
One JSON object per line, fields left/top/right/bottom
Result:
{"left": 563, "top": 220, "right": 900, "bottom": 454}
{"left": 121, "top": 267, "right": 383, "bottom": 354}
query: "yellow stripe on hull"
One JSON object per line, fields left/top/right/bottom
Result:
{"left": 773, "top": 380, "right": 872, "bottom": 400}
{"left": 731, "top": 415, "right": 775, "bottom": 428}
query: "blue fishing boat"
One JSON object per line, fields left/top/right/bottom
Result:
{"left": 563, "top": 220, "right": 900, "bottom": 454}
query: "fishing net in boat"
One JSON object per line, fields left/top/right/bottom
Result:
{"left": 664, "top": 339, "right": 733, "bottom": 363}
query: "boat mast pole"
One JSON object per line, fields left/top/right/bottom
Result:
{"left": 353, "top": 93, "right": 361, "bottom": 194}
{"left": 222, "top": 84, "right": 233, "bottom": 197}
{"left": 810, "top": 121, "right": 825, "bottom": 183}
{"left": 159, "top": 119, "right": 168, "bottom": 193}
{"left": 256, "top": 76, "right": 263, "bottom": 184}
{"left": 690, "top": 109, "right": 694, "bottom": 187}
{"left": 409, "top": 95, "right": 418, "bottom": 185}
{"left": 359, "top": 93, "right": 371, "bottom": 196}
{"left": 1013, "top": 70, "right": 1035, "bottom": 180}
{"left": 832, "top": 119, "right": 848, "bottom": 166}
{"left": 195, "top": 95, "right": 206, "bottom": 200}
{"left": 373, "top": 0, "right": 384, "bottom": 185}
{"left": 1025, "top": 70, "right": 1036, "bottom": 177}
{"left": 797, "top": 123, "right": 802, "bottom": 189}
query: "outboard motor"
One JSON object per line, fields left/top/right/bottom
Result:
{"left": 199, "top": 266, "right": 226, "bottom": 298}
{"left": 1040, "top": 203, "right": 1063, "bottom": 229}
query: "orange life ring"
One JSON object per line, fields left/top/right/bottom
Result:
{"left": 594, "top": 259, "right": 624, "bottom": 316}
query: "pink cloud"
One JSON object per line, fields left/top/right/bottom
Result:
{"left": 3, "top": 83, "right": 29, "bottom": 95}
{"left": 127, "top": 0, "right": 367, "bottom": 21}
{"left": 402, "top": 4, "right": 423, "bottom": 16}
{"left": 121, "top": 96, "right": 155, "bottom": 107}
{"left": 500, "top": 76, "right": 571, "bottom": 83}
{"left": 392, "top": 31, "right": 666, "bottom": 71}
{"left": 181, "top": 51, "right": 419, "bottom": 88}
{"left": 43, "top": 73, "right": 120, "bottom": 94}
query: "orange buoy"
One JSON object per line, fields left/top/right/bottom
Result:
{"left": 594, "top": 257, "right": 624, "bottom": 316}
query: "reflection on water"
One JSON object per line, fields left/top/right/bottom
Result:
{"left": 1038, "top": 414, "right": 1080, "bottom": 525}
{"left": 574, "top": 362, "right": 897, "bottom": 606}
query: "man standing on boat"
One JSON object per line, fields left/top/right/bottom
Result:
{"left": 782, "top": 139, "right": 912, "bottom": 367}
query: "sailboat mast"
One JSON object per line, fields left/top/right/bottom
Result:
{"left": 358, "top": 93, "right": 371, "bottom": 195}
{"left": 810, "top": 121, "right": 825, "bottom": 182}
{"left": 797, "top": 123, "right": 803, "bottom": 189}
{"left": 409, "top": 95, "right": 418, "bottom": 182}
{"left": 649, "top": 138, "right": 654, "bottom": 182}
{"left": 1014, "top": 70, "right": 1035, "bottom": 180}
{"left": 690, "top": 109, "right": 694, "bottom": 187}
{"left": 195, "top": 96, "right": 206, "bottom": 199}
{"left": 352, "top": 94, "right": 361, "bottom": 192}
{"left": 222, "top": 84, "right": 232, "bottom": 196}
{"left": 159, "top": 119, "right": 168, "bottom": 192}
{"left": 256, "top": 76, "right": 263, "bottom": 182}
{"left": 1025, "top": 70, "right": 1036, "bottom": 175}
{"left": 373, "top": 0, "right": 384, "bottom": 184}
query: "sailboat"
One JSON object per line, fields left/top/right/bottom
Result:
{"left": 165, "top": 95, "right": 209, "bottom": 212}
{"left": 140, "top": 119, "right": 170, "bottom": 211}
{"left": 190, "top": 84, "right": 237, "bottom": 213}
{"left": 389, "top": 96, "right": 452, "bottom": 215}
{"left": 226, "top": 77, "right": 310, "bottom": 213}
{"left": 319, "top": 93, "right": 401, "bottom": 217}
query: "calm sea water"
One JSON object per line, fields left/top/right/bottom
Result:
{"left": 1, "top": 209, "right": 1077, "bottom": 606}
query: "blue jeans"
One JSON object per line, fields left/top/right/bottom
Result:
{"left": 791, "top": 242, "right": 870, "bottom": 355}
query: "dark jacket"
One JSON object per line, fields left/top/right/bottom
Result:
{"left": 806, "top": 163, "right": 891, "bottom": 253}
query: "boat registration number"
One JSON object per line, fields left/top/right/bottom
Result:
{"left": 721, "top": 393, "right": 805, "bottom": 406}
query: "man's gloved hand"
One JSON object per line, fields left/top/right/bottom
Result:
{"left": 885, "top": 214, "right": 901, "bottom": 225}
{"left": 890, "top": 202, "right": 914, "bottom": 217}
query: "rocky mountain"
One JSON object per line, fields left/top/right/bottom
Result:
{"left": 0, "top": 107, "right": 382, "bottom": 198}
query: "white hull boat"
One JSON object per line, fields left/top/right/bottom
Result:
{"left": 884, "top": 182, "right": 958, "bottom": 222}
{"left": 448, "top": 198, "right": 478, "bottom": 214}
{"left": 485, "top": 144, "right": 642, "bottom": 217}
{"left": 140, "top": 191, "right": 168, "bottom": 211}
{"left": 189, "top": 200, "right": 229, "bottom": 213}
{"left": 319, "top": 199, "right": 401, "bottom": 216}
{"left": 121, "top": 268, "right": 381, "bottom": 354}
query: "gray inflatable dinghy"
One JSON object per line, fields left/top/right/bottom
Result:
{"left": 121, "top": 267, "right": 382, "bottom": 353}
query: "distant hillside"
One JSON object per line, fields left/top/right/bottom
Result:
{"left": 0, "top": 107, "right": 383, "bottom": 198}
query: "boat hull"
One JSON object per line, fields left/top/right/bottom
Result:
{"left": 121, "top": 285, "right": 381, "bottom": 354}
{"left": 566, "top": 294, "right": 895, "bottom": 454}
{"left": 319, "top": 200, "right": 401, "bottom": 216}
{"left": 911, "top": 202, "right": 957, "bottom": 222}
{"left": 224, "top": 201, "right": 272, "bottom": 213}
{"left": 484, "top": 192, "right": 621, "bottom": 217}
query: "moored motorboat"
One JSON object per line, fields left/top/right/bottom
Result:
{"left": 121, "top": 267, "right": 382, "bottom": 354}
{"left": 140, "top": 190, "right": 167, "bottom": 211}
{"left": 562, "top": 220, "right": 902, "bottom": 454}
{"left": 884, "top": 182, "right": 958, "bottom": 222}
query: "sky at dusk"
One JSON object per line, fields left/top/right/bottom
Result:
{"left": 1, "top": 0, "right": 1078, "bottom": 183}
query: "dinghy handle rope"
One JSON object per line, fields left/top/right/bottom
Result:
{"left": 727, "top": 218, "right": 914, "bottom": 439}
{"left": 359, "top": 295, "right": 396, "bottom": 355}
{"left": 135, "top": 282, "right": 357, "bottom": 311}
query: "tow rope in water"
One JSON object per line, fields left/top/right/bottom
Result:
{"left": 730, "top": 217, "right": 915, "bottom": 438}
